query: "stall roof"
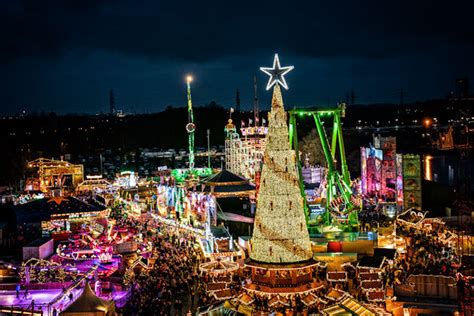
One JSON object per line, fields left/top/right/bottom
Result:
{"left": 201, "top": 169, "right": 255, "bottom": 197}
{"left": 25, "top": 237, "right": 52, "bottom": 247}
{"left": 357, "top": 256, "right": 385, "bottom": 269}
{"left": 60, "top": 282, "right": 115, "bottom": 315}
{"left": 210, "top": 226, "right": 231, "bottom": 239}
{"left": 322, "top": 298, "right": 376, "bottom": 316}
{"left": 12, "top": 196, "right": 106, "bottom": 224}
{"left": 202, "top": 169, "right": 248, "bottom": 185}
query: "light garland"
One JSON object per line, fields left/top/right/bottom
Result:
{"left": 243, "top": 284, "right": 322, "bottom": 297}
{"left": 326, "top": 271, "right": 348, "bottom": 282}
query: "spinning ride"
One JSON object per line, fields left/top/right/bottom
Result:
{"left": 55, "top": 219, "right": 152, "bottom": 276}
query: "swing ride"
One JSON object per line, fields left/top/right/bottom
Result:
{"left": 289, "top": 104, "right": 360, "bottom": 233}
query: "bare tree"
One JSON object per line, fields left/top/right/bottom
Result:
{"left": 299, "top": 128, "right": 325, "bottom": 166}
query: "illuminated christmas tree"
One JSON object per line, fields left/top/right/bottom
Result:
{"left": 240, "top": 55, "right": 321, "bottom": 313}
{"left": 250, "top": 62, "right": 312, "bottom": 263}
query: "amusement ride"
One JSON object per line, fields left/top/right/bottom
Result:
{"left": 289, "top": 105, "right": 360, "bottom": 233}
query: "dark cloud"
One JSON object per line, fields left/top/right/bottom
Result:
{"left": 0, "top": 0, "right": 473, "bottom": 114}
{"left": 1, "top": 0, "right": 473, "bottom": 63}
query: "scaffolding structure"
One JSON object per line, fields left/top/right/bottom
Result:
{"left": 224, "top": 121, "right": 267, "bottom": 182}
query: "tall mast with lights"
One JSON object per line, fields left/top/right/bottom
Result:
{"left": 253, "top": 75, "right": 259, "bottom": 127}
{"left": 186, "top": 75, "right": 195, "bottom": 170}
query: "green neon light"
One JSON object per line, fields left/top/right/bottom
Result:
{"left": 171, "top": 168, "right": 213, "bottom": 183}
{"left": 186, "top": 79, "right": 195, "bottom": 170}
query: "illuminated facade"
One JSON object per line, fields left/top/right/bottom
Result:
{"left": 361, "top": 137, "right": 422, "bottom": 211}
{"left": 360, "top": 146, "right": 383, "bottom": 197}
{"left": 26, "top": 158, "right": 84, "bottom": 193}
{"left": 155, "top": 184, "right": 215, "bottom": 226}
{"left": 361, "top": 136, "right": 397, "bottom": 201}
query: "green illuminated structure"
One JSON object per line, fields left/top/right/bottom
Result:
{"left": 185, "top": 76, "right": 196, "bottom": 170}
{"left": 168, "top": 76, "right": 214, "bottom": 185}
{"left": 288, "top": 104, "right": 359, "bottom": 229}
{"left": 171, "top": 167, "right": 213, "bottom": 184}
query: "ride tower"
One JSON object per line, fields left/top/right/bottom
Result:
{"left": 288, "top": 106, "right": 360, "bottom": 232}
{"left": 186, "top": 75, "right": 196, "bottom": 171}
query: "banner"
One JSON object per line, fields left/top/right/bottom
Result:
{"left": 402, "top": 154, "right": 422, "bottom": 210}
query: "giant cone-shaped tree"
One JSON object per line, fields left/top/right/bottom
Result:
{"left": 250, "top": 84, "right": 312, "bottom": 263}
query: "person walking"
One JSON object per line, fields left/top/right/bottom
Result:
{"left": 190, "top": 288, "right": 196, "bottom": 308}
{"left": 176, "top": 298, "right": 183, "bottom": 315}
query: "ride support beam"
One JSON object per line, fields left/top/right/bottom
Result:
{"left": 289, "top": 113, "right": 309, "bottom": 223}
{"left": 331, "top": 115, "right": 338, "bottom": 161}
{"left": 289, "top": 114, "right": 296, "bottom": 150}
{"left": 313, "top": 114, "right": 335, "bottom": 173}
{"left": 313, "top": 113, "right": 337, "bottom": 225}
{"left": 335, "top": 113, "right": 350, "bottom": 184}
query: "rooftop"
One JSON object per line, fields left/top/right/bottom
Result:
{"left": 25, "top": 237, "right": 53, "bottom": 247}
{"left": 12, "top": 196, "right": 106, "bottom": 224}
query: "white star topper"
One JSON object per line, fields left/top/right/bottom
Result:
{"left": 260, "top": 54, "right": 294, "bottom": 90}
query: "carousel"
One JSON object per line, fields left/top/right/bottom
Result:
{"left": 54, "top": 219, "right": 152, "bottom": 277}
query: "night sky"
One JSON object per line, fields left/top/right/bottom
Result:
{"left": 1, "top": 0, "right": 473, "bottom": 115}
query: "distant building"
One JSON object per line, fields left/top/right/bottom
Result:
{"left": 361, "top": 136, "right": 422, "bottom": 210}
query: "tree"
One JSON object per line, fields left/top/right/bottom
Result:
{"left": 299, "top": 128, "right": 325, "bottom": 166}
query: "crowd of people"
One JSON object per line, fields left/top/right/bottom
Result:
{"left": 358, "top": 205, "right": 390, "bottom": 232}
{"left": 392, "top": 224, "right": 460, "bottom": 280}
{"left": 120, "top": 217, "right": 203, "bottom": 315}
{"left": 114, "top": 202, "right": 463, "bottom": 315}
